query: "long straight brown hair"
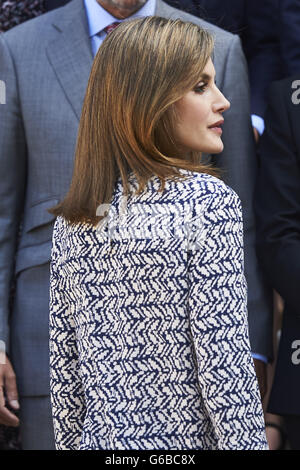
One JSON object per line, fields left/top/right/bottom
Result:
{"left": 48, "top": 16, "right": 217, "bottom": 226}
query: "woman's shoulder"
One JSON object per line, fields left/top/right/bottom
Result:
{"left": 115, "top": 169, "right": 239, "bottom": 203}
{"left": 53, "top": 171, "right": 241, "bottom": 236}
{"left": 52, "top": 214, "right": 90, "bottom": 239}
{"left": 121, "top": 170, "right": 242, "bottom": 220}
{"left": 172, "top": 169, "right": 241, "bottom": 206}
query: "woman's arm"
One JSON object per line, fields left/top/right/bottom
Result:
{"left": 187, "top": 182, "right": 268, "bottom": 450}
{"left": 49, "top": 217, "right": 86, "bottom": 450}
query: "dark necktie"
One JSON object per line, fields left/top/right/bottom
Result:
{"left": 104, "top": 21, "right": 121, "bottom": 35}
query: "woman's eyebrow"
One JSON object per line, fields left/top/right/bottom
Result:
{"left": 199, "top": 72, "right": 216, "bottom": 81}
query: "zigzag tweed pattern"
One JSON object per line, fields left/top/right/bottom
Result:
{"left": 49, "top": 170, "right": 268, "bottom": 450}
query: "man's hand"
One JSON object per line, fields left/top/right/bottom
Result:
{"left": 253, "top": 358, "right": 267, "bottom": 401}
{"left": 0, "top": 355, "right": 20, "bottom": 426}
{"left": 253, "top": 126, "right": 260, "bottom": 144}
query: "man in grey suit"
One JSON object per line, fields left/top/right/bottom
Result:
{"left": 0, "top": 0, "right": 272, "bottom": 449}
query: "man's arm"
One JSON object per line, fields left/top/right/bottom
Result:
{"left": 255, "top": 79, "right": 300, "bottom": 313}
{"left": 0, "top": 33, "right": 27, "bottom": 426}
{"left": 0, "top": 34, "right": 27, "bottom": 350}
{"left": 245, "top": 0, "right": 282, "bottom": 142}
{"left": 244, "top": 0, "right": 282, "bottom": 119}
{"left": 279, "top": 0, "right": 300, "bottom": 76}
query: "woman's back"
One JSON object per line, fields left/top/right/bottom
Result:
{"left": 49, "top": 170, "right": 268, "bottom": 450}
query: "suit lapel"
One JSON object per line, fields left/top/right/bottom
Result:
{"left": 44, "top": 0, "right": 175, "bottom": 121}
{"left": 46, "top": 0, "right": 93, "bottom": 121}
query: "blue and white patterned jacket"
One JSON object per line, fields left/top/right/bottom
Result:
{"left": 49, "top": 170, "right": 268, "bottom": 450}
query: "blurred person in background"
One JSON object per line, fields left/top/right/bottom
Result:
{"left": 255, "top": 75, "right": 300, "bottom": 450}
{"left": 0, "top": 0, "right": 45, "bottom": 32}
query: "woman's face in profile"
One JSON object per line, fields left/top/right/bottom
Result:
{"left": 174, "top": 58, "right": 230, "bottom": 155}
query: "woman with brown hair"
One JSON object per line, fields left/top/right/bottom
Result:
{"left": 48, "top": 16, "right": 268, "bottom": 450}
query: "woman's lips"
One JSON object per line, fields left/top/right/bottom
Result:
{"left": 209, "top": 126, "right": 222, "bottom": 135}
{"left": 208, "top": 119, "right": 224, "bottom": 135}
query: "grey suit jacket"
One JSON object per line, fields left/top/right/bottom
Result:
{"left": 0, "top": 0, "right": 272, "bottom": 395}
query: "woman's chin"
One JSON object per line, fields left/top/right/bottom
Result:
{"left": 201, "top": 141, "right": 224, "bottom": 154}
{"left": 214, "top": 143, "right": 224, "bottom": 154}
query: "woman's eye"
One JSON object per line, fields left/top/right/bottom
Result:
{"left": 194, "top": 83, "right": 208, "bottom": 94}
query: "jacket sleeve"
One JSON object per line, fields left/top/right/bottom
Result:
{"left": 244, "top": 0, "right": 282, "bottom": 118}
{"left": 255, "top": 79, "right": 300, "bottom": 312}
{"left": 49, "top": 217, "right": 86, "bottom": 450}
{"left": 279, "top": 0, "right": 300, "bottom": 76}
{"left": 216, "top": 34, "right": 273, "bottom": 360}
{"left": 0, "top": 34, "right": 27, "bottom": 352}
{"left": 187, "top": 183, "right": 268, "bottom": 450}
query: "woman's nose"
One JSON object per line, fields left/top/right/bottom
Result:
{"left": 212, "top": 89, "right": 230, "bottom": 113}
{"left": 221, "top": 96, "right": 231, "bottom": 112}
